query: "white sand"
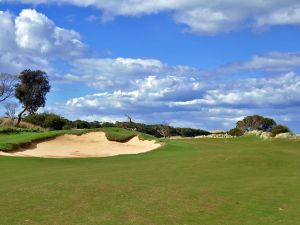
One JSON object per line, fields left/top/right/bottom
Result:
{"left": 0, "top": 132, "right": 161, "bottom": 158}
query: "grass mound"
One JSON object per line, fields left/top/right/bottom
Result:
{"left": 103, "top": 127, "right": 137, "bottom": 142}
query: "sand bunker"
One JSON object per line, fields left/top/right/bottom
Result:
{"left": 0, "top": 132, "right": 161, "bottom": 158}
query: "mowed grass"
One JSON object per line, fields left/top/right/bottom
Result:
{"left": 0, "top": 135, "right": 300, "bottom": 224}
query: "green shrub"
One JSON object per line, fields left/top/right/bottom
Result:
{"left": 271, "top": 125, "right": 290, "bottom": 137}
{"left": 104, "top": 128, "right": 136, "bottom": 142}
{"left": 44, "top": 115, "right": 67, "bottom": 130}
{"left": 175, "top": 128, "right": 210, "bottom": 137}
{"left": 24, "top": 113, "right": 67, "bottom": 130}
{"left": 101, "top": 122, "right": 116, "bottom": 128}
{"left": 72, "top": 120, "right": 91, "bottom": 129}
{"left": 228, "top": 128, "right": 244, "bottom": 137}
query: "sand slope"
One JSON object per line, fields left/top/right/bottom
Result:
{"left": 0, "top": 132, "right": 161, "bottom": 158}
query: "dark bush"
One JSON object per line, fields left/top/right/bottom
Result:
{"left": 24, "top": 113, "right": 67, "bottom": 130}
{"left": 175, "top": 128, "right": 210, "bottom": 137}
{"left": 271, "top": 125, "right": 290, "bottom": 137}
{"left": 227, "top": 128, "right": 244, "bottom": 137}
{"left": 44, "top": 115, "right": 67, "bottom": 130}
{"left": 114, "top": 121, "right": 210, "bottom": 138}
{"left": 89, "top": 121, "right": 101, "bottom": 128}
{"left": 101, "top": 122, "right": 116, "bottom": 128}
{"left": 73, "top": 120, "right": 91, "bottom": 129}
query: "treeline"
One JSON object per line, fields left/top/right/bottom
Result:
{"left": 23, "top": 112, "right": 211, "bottom": 138}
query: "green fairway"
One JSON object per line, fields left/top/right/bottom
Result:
{"left": 0, "top": 135, "right": 300, "bottom": 225}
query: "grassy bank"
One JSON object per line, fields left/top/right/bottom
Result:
{"left": 0, "top": 127, "right": 139, "bottom": 152}
{"left": 103, "top": 127, "right": 137, "bottom": 142}
{"left": 0, "top": 136, "right": 300, "bottom": 224}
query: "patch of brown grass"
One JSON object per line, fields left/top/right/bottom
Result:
{"left": 0, "top": 118, "right": 47, "bottom": 131}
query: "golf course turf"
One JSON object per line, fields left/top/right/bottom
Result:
{"left": 0, "top": 133, "right": 300, "bottom": 225}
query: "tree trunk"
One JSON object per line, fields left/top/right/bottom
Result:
{"left": 16, "top": 106, "right": 28, "bottom": 126}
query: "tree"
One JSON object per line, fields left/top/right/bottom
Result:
{"left": 5, "top": 102, "right": 17, "bottom": 121}
{"left": 0, "top": 73, "right": 16, "bottom": 103}
{"left": 15, "top": 70, "right": 51, "bottom": 126}
{"left": 157, "top": 122, "right": 172, "bottom": 138}
{"left": 271, "top": 125, "right": 290, "bottom": 137}
{"left": 236, "top": 115, "right": 276, "bottom": 132}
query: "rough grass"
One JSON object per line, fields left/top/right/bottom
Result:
{"left": 103, "top": 127, "right": 137, "bottom": 142}
{"left": 0, "top": 118, "right": 46, "bottom": 132}
{"left": 1, "top": 135, "right": 300, "bottom": 224}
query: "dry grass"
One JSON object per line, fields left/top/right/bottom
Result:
{"left": 0, "top": 118, "right": 46, "bottom": 131}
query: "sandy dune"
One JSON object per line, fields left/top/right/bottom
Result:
{"left": 0, "top": 132, "right": 161, "bottom": 158}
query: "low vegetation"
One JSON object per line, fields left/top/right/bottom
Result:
{"left": 0, "top": 118, "right": 45, "bottom": 132}
{"left": 271, "top": 124, "right": 291, "bottom": 137}
{"left": 24, "top": 113, "right": 68, "bottom": 130}
{"left": 229, "top": 115, "right": 292, "bottom": 137}
{"left": 227, "top": 127, "right": 244, "bottom": 137}
{"left": 104, "top": 127, "right": 137, "bottom": 142}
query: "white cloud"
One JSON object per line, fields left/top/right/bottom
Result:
{"left": 0, "top": 9, "right": 85, "bottom": 74}
{"left": 171, "top": 72, "right": 300, "bottom": 108}
{"left": 3, "top": 0, "right": 300, "bottom": 34}
{"left": 66, "top": 75, "right": 205, "bottom": 110}
{"left": 174, "top": 8, "right": 242, "bottom": 35}
{"left": 256, "top": 6, "right": 300, "bottom": 27}
{"left": 65, "top": 57, "right": 200, "bottom": 88}
{"left": 65, "top": 72, "right": 300, "bottom": 130}
{"left": 219, "top": 52, "right": 300, "bottom": 73}
{"left": 14, "top": 9, "right": 85, "bottom": 57}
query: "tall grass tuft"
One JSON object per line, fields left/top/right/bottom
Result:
{"left": 0, "top": 118, "right": 46, "bottom": 133}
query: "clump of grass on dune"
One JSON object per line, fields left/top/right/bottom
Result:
{"left": 103, "top": 127, "right": 137, "bottom": 143}
{"left": 0, "top": 118, "right": 46, "bottom": 133}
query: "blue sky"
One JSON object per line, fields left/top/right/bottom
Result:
{"left": 0, "top": 0, "right": 300, "bottom": 132}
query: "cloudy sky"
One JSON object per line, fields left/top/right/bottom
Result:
{"left": 0, "top": 0, "right": 300, "bottom": 132}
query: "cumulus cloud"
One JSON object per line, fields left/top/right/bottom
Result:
{"left": 0, "top": 9, "right": 85, "bottom": 73}
{"left": 256, "top": 6, "right": 300, "bottom": 27}
{"left": 15, "top": 9, "right": 85, "bottom": 57}
{"left": 64, "top": 57, "right": 200, "bottom": 88}
{"left": 172, "top": 72, "right": 300, "bottom": 108}
{"left": 66, "top": 75, "right": 205, "bottom": 110}
{"left": 219, "top": 52, "right": 300, "bottom": 73}
{"left": 64, "top": 71, "right": 300, "bottom": 131}
{"left": 3, "top": 0, "right": 300, "bottom": 34}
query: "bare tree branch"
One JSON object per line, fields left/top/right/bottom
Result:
{"left": 5, "top": 102, "right": 17, "bottom": 121}
{"left": 125, "top": 114, "right": 132, "bottom": 123}
{"left": 157, "top": 122, "right": 172, "bottom": 138}
{"left": 0, "top": 73, "right": 17, "bottom": 103}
